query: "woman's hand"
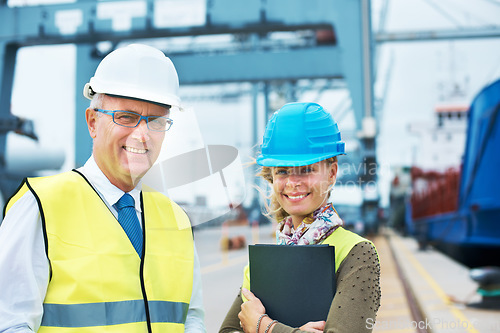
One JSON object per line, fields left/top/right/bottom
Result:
{"left": 238, "top": 288, "right": 266, "bottom": 333}
{"left": 238, "top": 288, "right": 324, "bottom": 333}
{"left": 299, "top": 321, "right": 326, "bottom": 332}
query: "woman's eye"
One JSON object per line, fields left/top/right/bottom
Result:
{"left": 301, "top": 167, "right": 313, "bottom": 174}
{"left": 275, "top": 169, "right": 288, "bottom": 175}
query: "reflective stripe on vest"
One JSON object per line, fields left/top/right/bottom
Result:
{"left": 242, "top": 227, "right": 375, "bottom": 298}
{"left": 6, "top": 171, "right": 193, "bottom": 332}
{"left": 41, "top": 300, "right": 189, "bottom": 327}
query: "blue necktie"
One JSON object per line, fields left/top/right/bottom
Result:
{"left": 114, "top": 193, "right": 143, "bottom": 257}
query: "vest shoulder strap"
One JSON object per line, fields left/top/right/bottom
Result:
{"left": 322, "top": 227, "right": 375, "bottom": 273}
{"left": 4, "top": 179, "right": 30, "bottom": 217}
{"left": 142, "top": 187, "right": 191, "bottom": 231}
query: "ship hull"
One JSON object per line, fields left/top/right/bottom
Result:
{"left": 407, "top": 207, "right": 500, "bottom": 268}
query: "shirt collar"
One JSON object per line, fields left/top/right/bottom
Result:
{"left": 79, "top": 156, "right": 142, "bottom": 213}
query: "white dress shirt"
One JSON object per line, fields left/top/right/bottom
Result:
{"left": 0, "top": 156, "right": 206, "bottom": 332}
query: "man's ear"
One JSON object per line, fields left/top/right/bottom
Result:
{"left": 86, "top": 108, "right": 97, "bottom": 139}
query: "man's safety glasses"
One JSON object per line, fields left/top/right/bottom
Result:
{"left": 94, "top": 109, "right": 173, "bottom": 132}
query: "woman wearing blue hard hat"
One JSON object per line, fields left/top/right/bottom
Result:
{"left": 219, "top": 102, "right": 380, "bottom": 333}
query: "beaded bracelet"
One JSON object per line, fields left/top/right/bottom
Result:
{"left": 264, "top": 319, "right": 277, "bottom": 333}
{"left": 256, "top": 314, "right": 268, "bottom": 333}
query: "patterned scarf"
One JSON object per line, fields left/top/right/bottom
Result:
{"left": 276, "top": 203, "right": 344, "bottom": 245}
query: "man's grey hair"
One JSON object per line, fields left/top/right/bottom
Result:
{"left": 89, "top": 93, "right": 105, "bottom": 111}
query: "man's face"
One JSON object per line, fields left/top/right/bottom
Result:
{"left": 86, "top": 95, "right": 169, "bottom": 191}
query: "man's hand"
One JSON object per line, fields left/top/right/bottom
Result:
{"left": 300, "top": 321, "right": 326, "bottom": 332}
{"left": 238, "top": 288, "right": 266, "bottom": 333}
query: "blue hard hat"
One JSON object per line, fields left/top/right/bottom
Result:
{"left": 257, "top": 102, "right": 345, "bottom": 167}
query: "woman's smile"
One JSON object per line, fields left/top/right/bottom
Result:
{"left": 283, "top": 192, "right": 310, "bottom": 201}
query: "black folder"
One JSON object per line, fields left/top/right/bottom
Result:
{"left": 249, "top": 244, "right": 336, "bottom": 328}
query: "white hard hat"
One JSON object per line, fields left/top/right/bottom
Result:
{"left": 83, "top": 44, "right": 181, "bottom": 109}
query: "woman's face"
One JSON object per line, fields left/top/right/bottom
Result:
{"left": 272, "top": 160, "right": 338, "bottom": 224}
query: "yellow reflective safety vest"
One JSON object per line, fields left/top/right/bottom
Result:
{"left": 5, "top": 171, "right": 194, "bottom": 332}
{"left": 242, "top": 226, "right": 375, "bottom": 299}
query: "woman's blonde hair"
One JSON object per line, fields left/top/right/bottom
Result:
{"left": 258, "top": 156, "right": 338, "bottom": 222}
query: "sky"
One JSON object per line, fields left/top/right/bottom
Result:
{"left": 372, "top": 0, "right": 500, "bottom": 205}
{"left": 6, "top": 0, "right": 500, "bottom": 208}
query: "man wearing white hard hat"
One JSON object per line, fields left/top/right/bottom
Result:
{"left": 0, "top": 44, "right": 206, "bottom": 332}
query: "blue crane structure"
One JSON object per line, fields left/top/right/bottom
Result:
{"left": 0, "top": 0, "right": 376, "bottom": 220}
{"left": 3, "top": 0, "right": 499, "bottom": 227}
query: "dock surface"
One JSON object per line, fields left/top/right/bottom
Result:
{"left": 195, "top": 224, "right": 499, "bottom": 332}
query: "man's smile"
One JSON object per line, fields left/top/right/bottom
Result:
{"left": 123, "top": 146, "right": 148, "bottom": 154}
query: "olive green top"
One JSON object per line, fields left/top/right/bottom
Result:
{"left": 219, "top": 240, "right": 381, "bottom": 333}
